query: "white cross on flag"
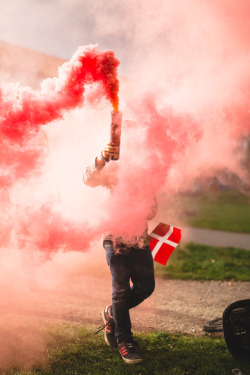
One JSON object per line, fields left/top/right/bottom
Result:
{"left": 149, "top": 223, "right": 181, "bottom": 266}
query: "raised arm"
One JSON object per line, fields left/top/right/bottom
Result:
{"left": 83, "top": 144, "right": 119, "bottom": 188}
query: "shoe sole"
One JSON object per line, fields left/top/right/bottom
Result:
{"left": 121, "top": 356, "right": 143, "bottom": 364}
{"left": 101, "top": 309, "right": 111, "bottom": 346}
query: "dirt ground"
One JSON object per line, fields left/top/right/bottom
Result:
{"left": 1, "top": 272, "right": 250, "bottom": 373}
{"left": 5, "top": 275, "right": 250, "bottom": 337}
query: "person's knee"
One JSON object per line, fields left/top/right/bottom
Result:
{"left": 137, "top": 278, "right": 155, "bottom": 299}
{"left": 144, "top": 278, "right": 155, "bottom": 298}
{"left": 112, "top": 287, "right": 130, "bottom": 302}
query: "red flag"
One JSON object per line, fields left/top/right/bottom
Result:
{"left": 149, "top": 223, "right": 181, "bottom": 266}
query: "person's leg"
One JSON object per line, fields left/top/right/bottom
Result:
{"left": 128, "top": 245, "right": 155, "bottom": 309}
{"left": 104, "top": 241, "right": 133, "bottom": 344}
{"left": 116, "top": 245, "right": 154, "bottom": 364}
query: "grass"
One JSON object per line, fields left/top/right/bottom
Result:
{"left": 5, "top": 325, "right": 250, "bottom": 375}
{"left": 160, "top": 190, "right": 250, "bottom": 233}
{"left": 154, "top": 243, "right": 250, "bottom": 281}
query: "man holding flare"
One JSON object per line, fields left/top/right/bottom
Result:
{"left": 83, "top": 110, "right": 156, "bottom": 364}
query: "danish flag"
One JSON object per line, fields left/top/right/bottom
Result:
{"left": 149, "top": 223, "right": 181, "bottom": 266}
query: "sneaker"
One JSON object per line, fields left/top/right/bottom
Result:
{"left": 118, "top": 341, "right": 143, "bottom": 364}
{"left": 102, "top": 305, "right": 117, "bottom": 348}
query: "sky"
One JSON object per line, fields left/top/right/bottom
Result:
{"left": 0, "top": 0, "right": 246, "bottom": 73}
{"left": 0, "top": 1, "right": 250, "bottom": 102}
{"left": 0, "top": 1, "right": 250, "bottom": 92}
{"left": 0, "top": 0, "right": 137, "bottom": 73}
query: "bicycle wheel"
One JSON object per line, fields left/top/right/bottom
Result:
{"left": 203, "top": 317, "right": 223, "bottom": 332}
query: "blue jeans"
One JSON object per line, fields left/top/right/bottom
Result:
{"left": 104, "top": 241, "right": 155, "bottom": 344}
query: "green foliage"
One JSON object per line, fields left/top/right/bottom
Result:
{"left": 164, "top": 190, "right": 250, "bottom": 233}
{"left": 6, "top": 327, "right": 250, "bottom": 375}
{"left": 155, "top": 243, "right": 250, "bottom": 281}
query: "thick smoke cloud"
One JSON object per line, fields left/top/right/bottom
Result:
{"left": 0, "top": 44, "right": 119, "bottom": 254}
{"left": 0, "top": 45, "right": 121, "bottom": 370}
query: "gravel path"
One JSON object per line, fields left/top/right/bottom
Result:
{"left": 1, "top": 228, "right": 250, "bottom": 337}
{"left": 5, "top": 275, "right": 249, "bottom": 336}
{"left": 181, "top": 227, "right": 250, "bottom": 251}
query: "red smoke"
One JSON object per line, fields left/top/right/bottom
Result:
{"left": 100, "top": 97, "right": 203, "bottom": 239}
{"left": 0, "top": 44, "right": 119, "bottom": 143}
{"left": 0, "top": 45, "right": 119, "bottom": 254}
{"left": 15, "top": 205, "right": 97, "bottom": 255}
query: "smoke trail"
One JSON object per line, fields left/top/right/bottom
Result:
{"left": 0, "top": 44, "right": 119, "bottom": 142}
{"left": 99, "top": 96, "right": 203, "bottom": 239}
{"left": 0, "top": 45, "right": 121, "bottom": 370}
{"left": 0, "top": 45, "right": 119, "bottom": 193}
{"left": 0, "top": 44, "right": 120, "bottom": 254}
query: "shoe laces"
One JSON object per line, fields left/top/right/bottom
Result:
{"left": 94, "top": 319, "right": 114, "bottom": 335}
{"left": 94, "top": 322, "right": 108, "bottom": 335}
{"left": 121, "top": 342, "right": 138, "bottom": 354}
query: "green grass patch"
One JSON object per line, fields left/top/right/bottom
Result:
{"left": 154, "top": 243, "right": 250, "bottom": 281}
{"left": 5, "top": 325, "right": 250, "bottom": 375}
{"left": 161, "top": 190, "right": 250, "bottom": 233}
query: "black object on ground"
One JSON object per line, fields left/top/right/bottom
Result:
{"left": 223, "top": 299, "right": 250, "bottom": 363}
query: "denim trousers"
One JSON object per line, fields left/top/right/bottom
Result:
{"left": 104, "top": 240, "right": 155, "bottom": 344}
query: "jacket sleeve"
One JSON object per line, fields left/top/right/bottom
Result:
{"left": 83, "top": 158, "right": 105, "bottom": 188}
